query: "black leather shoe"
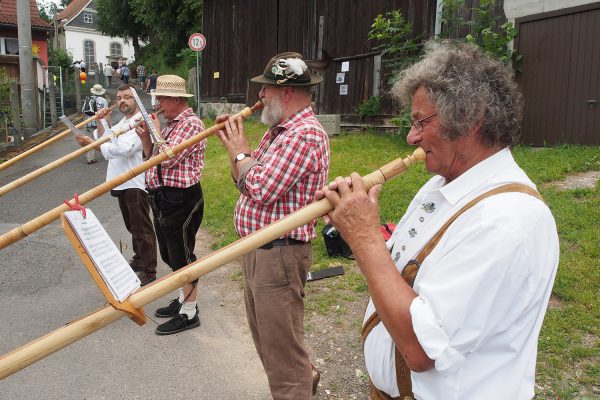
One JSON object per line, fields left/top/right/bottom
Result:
{"left": 155, "top": 312, "right": 200, "bottom": 335}
{"left": 154, "top": 299, "right": 182, "bottom": 318}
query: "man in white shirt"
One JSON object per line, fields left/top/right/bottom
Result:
{"left": 103, "top": 64, "right": 114, "bottom": 88}
{"left": 318, "top": 41, "right": 559, "bottom": 399}
{"left": 75, "top": 84, "right": 157, "bottom": 285}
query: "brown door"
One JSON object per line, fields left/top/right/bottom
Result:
{"left": 516, "top": 4, "right": 600, "bottom": 145}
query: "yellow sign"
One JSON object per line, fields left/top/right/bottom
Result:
{"left": 213, "top": 72, "right": 220, "bottom": 79}
{"left": 32, "top": 43, "right": 40, "bottom": 55}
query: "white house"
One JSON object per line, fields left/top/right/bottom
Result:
{"left": 57, "top": 0, "right": 135, "bottom": 71}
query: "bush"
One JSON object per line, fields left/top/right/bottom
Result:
{"left": 356, "top": 96, "right": 381, "bottom": 119}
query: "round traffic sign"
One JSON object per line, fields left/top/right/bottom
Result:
{"left": 188, "top": 33, "right": 206, "bottom": 52}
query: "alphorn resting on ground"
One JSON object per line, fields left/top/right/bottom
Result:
{"left": 0, "top": 108, "right": 159, "bottom": 198}
{"left": 0, "top": 102, "right": 264, "bottom": 250}
{"left": 0, "top": 106, "right": 116, "bottom": 172}
{"left": 0, "top": 147, "right": 426, "bottom": 380}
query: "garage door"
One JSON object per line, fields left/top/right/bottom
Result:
{"left": 516, "top": 3, "right": 600, "bottom": 145}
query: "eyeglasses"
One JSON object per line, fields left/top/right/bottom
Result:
{"left": 412, "top": 113, "right": 438, "bottom": 132}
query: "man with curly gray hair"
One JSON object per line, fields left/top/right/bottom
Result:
{"left": 318, "top": 40, "right": 559, "bottom": 399}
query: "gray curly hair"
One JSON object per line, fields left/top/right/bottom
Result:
{"left": 392, "top": 40, "right": 522, "bottom": 147}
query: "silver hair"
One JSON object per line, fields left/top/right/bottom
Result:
{"left": 392, "top": 40, "right": 522, "bottom": 147}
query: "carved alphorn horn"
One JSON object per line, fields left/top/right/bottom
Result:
{"left": 0, "top": 106, "right": 116, "bottom": 172}
{"left": 0, "top": 102, "right": 264, "bottom": 250}
{"left": 0, "top": 148, "right": 426, "bottom": 379}
{"left": 0, "top": 108, "right": 161, "bottom": 197}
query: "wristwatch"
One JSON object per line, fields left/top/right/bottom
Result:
{"left": 235, "top": 153, "right": 251, "bottom": 163}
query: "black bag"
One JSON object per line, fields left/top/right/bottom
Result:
{"left": 322, "top": 224, "right": 354, "bottom": 259}
{"left": 82, "top": 95, "right": 97, "bottom": 116}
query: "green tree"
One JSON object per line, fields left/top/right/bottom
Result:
{"left": 36, "top": 0, "right": 58, "bottom": 23}
{"left": 368, "top": 10, "right": 421, "bottom": 83}
{"left": 95, "top": 0, "right": 148, "bottom": 60}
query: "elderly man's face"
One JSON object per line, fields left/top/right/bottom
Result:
{"left": 259, "top": 85, "right": 285, "bottom": 127}
{"left": 407, "top": 86, "right": 471, "bottom": 182}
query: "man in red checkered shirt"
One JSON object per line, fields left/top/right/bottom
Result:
{"left": 217, "top": 52, "right": 330, "bottom": 399}
{"left": 136, "top": 75, "right": 206, "bottom": 336}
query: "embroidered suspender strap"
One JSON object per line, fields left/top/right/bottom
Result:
{"left": 362, "top": 183, "right": 543, "bottom": 400}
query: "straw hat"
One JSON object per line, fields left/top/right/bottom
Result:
{"left": 90, "top": 84, "right": 106, "bottom": 95}
{"left": 152, "top": 75, "right": 193, "bottom": 98}
{"left": 251, "top": 52, "right": 322, "bottom": 86}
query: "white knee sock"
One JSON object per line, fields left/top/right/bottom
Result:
{"left": 179, "top": 302, "right": 197, "bottom": 319}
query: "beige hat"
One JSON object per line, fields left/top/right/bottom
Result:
{"left": 152, "top": 75, "right": 193, "bottom": 98}
{"left": 90, "top": 84, "right": 106, "bottom": 95}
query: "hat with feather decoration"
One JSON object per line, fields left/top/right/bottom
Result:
{"left": 251, "top": 52, "right": 323, "bottom": 86}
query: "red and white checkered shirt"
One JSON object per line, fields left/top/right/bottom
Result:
{"left": 234, "top": 106, "right": 330, "bottom": 241}
{"left": 145, "top": 108, "right": 206, "bottom": 190}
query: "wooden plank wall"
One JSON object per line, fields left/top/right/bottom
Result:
{"left": 201, "top": 0, "right": 437, "bottom": 114}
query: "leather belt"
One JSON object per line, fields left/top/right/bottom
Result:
{"left": 259, "top": 238, "right": 306, "bottom": 250}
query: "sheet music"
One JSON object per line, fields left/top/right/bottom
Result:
{"left": 64, "top": 210, "right": 140, "bottom": 301}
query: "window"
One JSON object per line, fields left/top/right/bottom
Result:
{"left": 1, "top": 38, "right": 19, "bottom": 55}
{"left": 110, "top": 42, "right": 122, "bottom": 57}
{"left": 83, "top": 13, "right": 93, "bottom": 23}
{"left": 83, "top": 40, "right": 95, "bottom": 65}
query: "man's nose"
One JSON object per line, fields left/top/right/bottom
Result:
{"left": 406, "top": 125, "right": 423, "bottom": 145}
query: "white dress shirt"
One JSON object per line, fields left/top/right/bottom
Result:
{"left": 94, "top": 112, "right": 146, "bottom": 191}
{"left": 363, "top": 148, "right": 559, "bottom": 399}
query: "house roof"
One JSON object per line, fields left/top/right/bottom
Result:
{"left": 0, "top": 0, "right": 52, "bottom": 29}
{"left": 57, "top": 0, "right": 91, "bottom": 23}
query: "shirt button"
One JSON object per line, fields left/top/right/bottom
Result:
{"left": 402, "top": 245, "right": 406, "bottom": 251}
{"left": 419, "top": 216, "right": 424, "bottom": 222}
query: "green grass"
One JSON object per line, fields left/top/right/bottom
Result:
{"left": 200, "top": 120, "right": 600, "bottom": 398}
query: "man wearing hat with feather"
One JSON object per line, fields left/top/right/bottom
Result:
{"left": 217, "top": 52, "right": 330, "bottom": 399}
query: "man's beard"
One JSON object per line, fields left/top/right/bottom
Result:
{"left": 261, "top": 95, "right": 284, "bottom": 127}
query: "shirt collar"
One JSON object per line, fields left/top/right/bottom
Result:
{"left": 268, "top": 106, "right": 313, "bottom": 141}
{"left": 168, "top": 107, "right": 194, "bottom": 125}
{"left": 438, "top": 147, "right": 514, "bottom": 205}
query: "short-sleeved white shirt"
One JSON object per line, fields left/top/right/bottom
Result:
{"left": 363, "top": 148, "right": 559, "bottom": 399}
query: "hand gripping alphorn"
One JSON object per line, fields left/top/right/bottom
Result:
{"left": 0, "top": 106, "right": 116, "bottom": 172}
{"left": 0, "top": 148, "right": 426, "bottom": 379}
{"left": 0, "top": 102, "right": 264, "bottom": 250}
{"left": 0, "top": 109, "right": 161, "bottom": 197}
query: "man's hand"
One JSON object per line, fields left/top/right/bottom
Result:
{"left": 135, "top": 120, "right": 154, "bottom": 157}
{"left": 216, "top": 115, "right": 251, "bottom": 161}
{"left": 95, "top": 107, "right": 111, "bottom": 120}
{"left": 75, "top": 135, "right": 94, "bottom": 147}
{"left": 318, "top": 173, "right": 383, "bottom": 251}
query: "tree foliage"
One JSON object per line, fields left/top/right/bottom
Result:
{"left": 95, "top": 0, "right": 202, "bottom": 61}
{"left": 36, "top": 0, "right": 58, "bottom": 23}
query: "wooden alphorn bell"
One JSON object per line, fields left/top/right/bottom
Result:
{"left": 0, "top": 108, "right": 160, "bottom": 197}
{"left": 0, "top": 148, "right": 426, "bottom": 379}
{"left": 0, "top": 102, "right": 264, "bottom": 250}
{"left": 0, "top": 106, "right": 116, "bottom": 172}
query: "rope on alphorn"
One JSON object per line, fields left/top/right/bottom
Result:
{"left": 0, "top": 106, "right": 116, "bottom": 172}
{"left": 0, "top": 102, "right": 264, "bottom": 250}
{"left": 0, "top": 148, "right": 425, "bottom": 379}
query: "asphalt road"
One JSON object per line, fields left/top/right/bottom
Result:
{"left": 0, "top": 88, "right": 270, "bottom": 399}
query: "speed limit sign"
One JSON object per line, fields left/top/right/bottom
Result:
{"left": 188, "top": 33, "right": 206, "bottom": 52}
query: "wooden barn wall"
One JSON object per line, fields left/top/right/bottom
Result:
{"left": 201, "top": 0, "right": 437, "bottom": 113}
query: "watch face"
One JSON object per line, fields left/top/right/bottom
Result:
{"left": 236, "top": 153, "right": 245, "bottom": 161}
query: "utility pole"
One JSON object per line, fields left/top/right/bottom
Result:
{"left": 16, "top": 0, "right": 38, "bottom": 139}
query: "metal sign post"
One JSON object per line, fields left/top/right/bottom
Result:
{"left": 188, "top": 33, "right": 206, "bottom": 117}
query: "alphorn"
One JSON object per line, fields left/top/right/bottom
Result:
{"left": 0, "top": 106, "right": 116, "bottom": 172}
{"left": 0, "top": 109, "right": 160, "bottom": 197}
{"left": 0, "top": 147, "right": 426, "bottom": 379}
{"left": 0, "top": 102, "right": 264, "bottom": 250}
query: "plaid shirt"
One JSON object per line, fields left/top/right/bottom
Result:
{"left": 145, "top": 108, "right": 206, "bottom": 190}
{"left": 234, "top": 106, "right": 330, "bottom": 241}
{"left": 136, "top": 65, "right": 146, "bottom": 77}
